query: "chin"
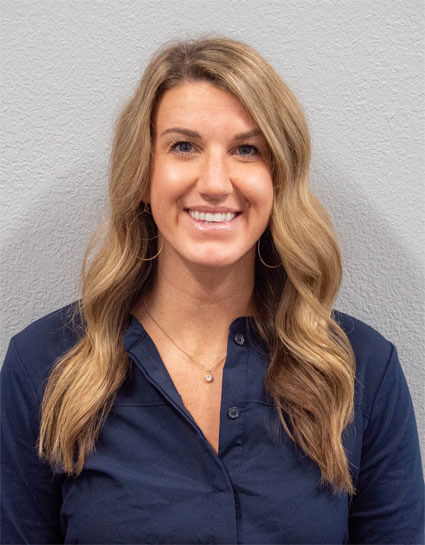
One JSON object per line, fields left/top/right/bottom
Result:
{"left": 186, "top": 251, "right": 249, "bottom": 270}
{"left": 189, "top": 258, "right": 234, "bottom": 269}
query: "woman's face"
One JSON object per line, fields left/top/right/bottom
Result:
{"left": 148, "top": 80, "right": 274, "bottom": 270}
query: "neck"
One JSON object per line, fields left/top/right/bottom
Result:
{"left": 134, "top": 248, "right": 256, "bottom": 348}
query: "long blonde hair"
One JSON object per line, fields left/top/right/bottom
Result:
{"left": 39, "top": 37, "right": 355, "bottom": 494}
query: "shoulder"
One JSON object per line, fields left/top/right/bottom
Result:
{"left": 4, "top": 302, "right": 83, "bottom": 401}
{"left": 332, "top": 310, "right": 398, "bottom": 412}
{"left": 332, "top": 309, "right": 394, "bottom": 368}
{"left": 332, "top": 310, "right": 392, "bottom": 356}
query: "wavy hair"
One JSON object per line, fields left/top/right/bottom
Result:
{"left": 39, "top": 37, "right": 355, "bottom": 494}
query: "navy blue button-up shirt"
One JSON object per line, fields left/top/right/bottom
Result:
{"left": 1, "top": 304, "right": 424, "bottom": 544}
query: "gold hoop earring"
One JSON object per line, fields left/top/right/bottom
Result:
{"left": 257, "top": 238, "right": 281, "bottom": 269}
{"left": 136, "top": 243, "right": 163, "bottom": 261}
{"left": 128, "top": 203, "right": 153, "bottom": 233}
{"left": 129, "top": 204, "right": 162, "bottom": 261}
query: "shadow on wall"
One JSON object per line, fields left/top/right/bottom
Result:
{"left": 1, "top": 158, "right": 107, "bottom": 361}
{"left": 311, "top": 165, "right": 423, "bottom": 348}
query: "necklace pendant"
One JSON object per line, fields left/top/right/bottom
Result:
{"left": 205, "top": 373, "right": 213, "bottom": 383}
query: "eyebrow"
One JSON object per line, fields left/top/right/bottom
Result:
{"left": 159, "top": 127, "right": 262, "bottom": 140}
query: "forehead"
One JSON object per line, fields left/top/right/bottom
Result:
{"left": 153, "top": 81, "right": 257, "bottom": 133}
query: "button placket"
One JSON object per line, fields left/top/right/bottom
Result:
{"left": 228, "top": 332, "right": 245, "bottom": 422}
{"left": 218, "top": 319, "right": 248, "bottom": 491}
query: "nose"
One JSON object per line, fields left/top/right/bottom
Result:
{"left": 197, "top": 149, "right": 233, "bottom": 200}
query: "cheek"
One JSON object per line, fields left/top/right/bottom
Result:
{"left": 150, "top": 158, "right": 194, "bottom": 203}
{"left": 247, "top": 170, "right": 274, "bottom": 210}
{"left": 150, "top": 164, "right": 176, "bottom": 204}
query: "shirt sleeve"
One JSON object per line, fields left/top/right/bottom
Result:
{"left": 348, "top": 343, "right": 424, "bottom": 544}
{"left": 1, "top": 338, "right": 64, "bottom": 544}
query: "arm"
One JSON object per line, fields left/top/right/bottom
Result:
{"left": 1, "top": 338, "right": 64, "bottom": 544}
{"left": 349, "top": 343, "right": 424, "bottom": 544}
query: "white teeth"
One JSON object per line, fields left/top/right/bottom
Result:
{"left": 187, "top": 210, "right": 236, "bottom": 223}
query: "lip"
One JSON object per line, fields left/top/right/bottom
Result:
{"left": 183, "top": 209, "right": 242, "bottom": 232}
{"left": 184, "top": 206, "right": 241, "bottom": 214}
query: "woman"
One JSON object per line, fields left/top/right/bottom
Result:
{"left": 1, "top": 37, "right": 423, "bottom": 544}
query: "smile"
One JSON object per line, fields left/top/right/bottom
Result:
{"left": 186, "top": 209, "right": 237, "bottom": 223}
{"left": 184, "top": 208, "right": 242, "bottom": 231}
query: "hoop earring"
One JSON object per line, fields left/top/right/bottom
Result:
{"left": 257, "top": 238, "right": 281, "bottom": 269}
{"left": 128, "top": 203, "right": 153, "bottom": 233}
{"left": 128, "top": 203, "right": 162, "bottom": 261}
{"left": 136, "top": 243, "right": 163, "bottom": 261}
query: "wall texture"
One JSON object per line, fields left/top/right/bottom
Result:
{"left": 1, "top": 0, "right": 423, "bottom": 459}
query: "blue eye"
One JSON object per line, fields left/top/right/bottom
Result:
{"left": 170, "top": 141, "right": 193, "bottom": 154}
{"left": 237, "top": 144, "right": 259, "bottom": 157}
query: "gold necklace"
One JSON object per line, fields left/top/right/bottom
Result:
{"left": 143, "top": 301, "right": 226, "bottom": 383}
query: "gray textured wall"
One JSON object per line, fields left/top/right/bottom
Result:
{"left": 1, "top": 0, "right": 424, "bottom": 459}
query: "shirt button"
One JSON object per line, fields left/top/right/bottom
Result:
{"left": 228, "top": 406, "right": 240, "bottom": 419}
{"left": 234, "top": 334, "right": 245, "bottom": 346}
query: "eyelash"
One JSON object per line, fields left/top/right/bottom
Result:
{"left": 168, "top": 141, "right": 260, "bottom": 158}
